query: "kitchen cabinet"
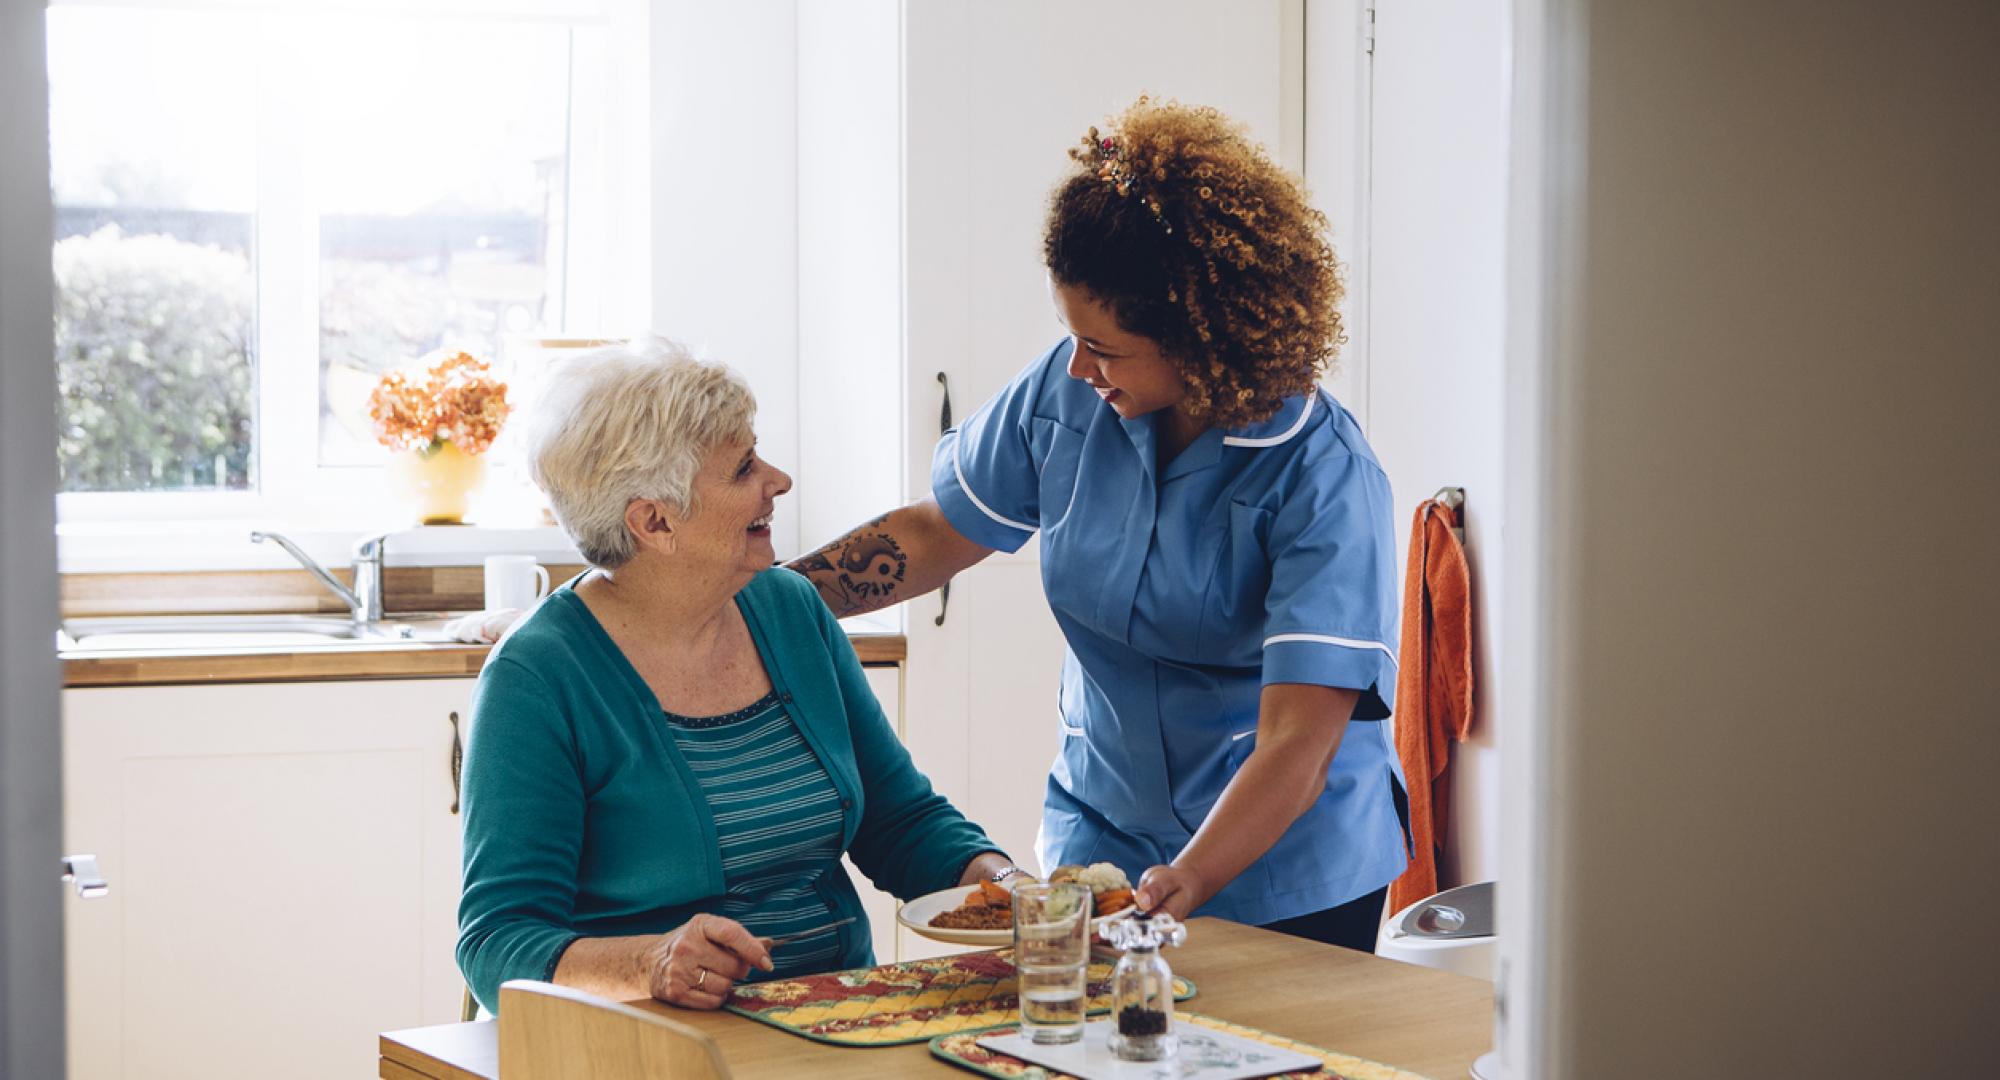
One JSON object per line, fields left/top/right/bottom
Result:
{"left": 847, "top": 664, "right": 901, "bottom": 962}
{"left": 62, "top": 664, "right": 910, "bottom": 1080}
{"left": 62, "top": 678, "right": 474, "bottom": 1080}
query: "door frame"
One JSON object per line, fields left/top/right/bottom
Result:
{"left": 0, "top": 0, "right": 66, "bottom": 1075}
{"left": 1496, "top": 0, "right": 1585, "bottom": 1075}
{"left": 1302, "top": 0, "right": 1374, "bottom": 430}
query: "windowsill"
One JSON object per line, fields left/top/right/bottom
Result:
{"left": 57, "top": 520, "right": 583, "bottom": 574}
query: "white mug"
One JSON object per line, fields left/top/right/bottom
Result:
{"left": 483, "top": 555, "right": 550, "bottom": 611}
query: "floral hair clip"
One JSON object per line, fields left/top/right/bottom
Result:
{"left": 1093, "top": 133, "right": 1172, "bottom": 234}
{"left": 1096, "top": 135, "right": 1137, "bottom": 197}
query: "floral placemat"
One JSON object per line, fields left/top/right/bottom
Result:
{"left": 723, "top": 948, "right": 1194, "bottom": 1047}
{"left": 930, "top": 1012, "right": 1435, "bottom": 1080}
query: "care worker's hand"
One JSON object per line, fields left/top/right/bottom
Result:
{"left": 1134, "top": 863, "right": 1212, "bottom": 920}
{"left": 644, "top": 913, "right": 774, "bottom": 1009}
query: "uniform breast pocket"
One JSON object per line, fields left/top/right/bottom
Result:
{"left": 1031, "top": 418, "right": 1086, "bottom": 530}
{"left": 1197, "top": 501, "right": 1274, "bottom": 663}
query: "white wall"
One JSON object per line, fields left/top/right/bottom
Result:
{"left": 0, "top": 0, "right": 66, "bottom": 1073}
{"left": 649, "top": 0, "right": 803, "bottom": 556}
{"left": 1303, "top": 2, "right": 1368, "bottom": 425}
{"left": 570, "top": 0, "right": 654, "bottom": 336}
{"left": 796, "top": 0, "right": 903, "bottom": 556}
{"left": 1309, "top": 1, "right": 1511, "bottom": 892}
{"left": 1513, "top": 0, "right": 2000, "bottom": 1074}
{"left": 1366, "top": 1, "right": 1511, "bottom": 891}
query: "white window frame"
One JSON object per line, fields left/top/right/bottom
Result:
{"left": 51, "top": 0, "right": 649, "bottom": 570}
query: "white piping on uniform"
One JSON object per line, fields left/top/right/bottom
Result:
{"left": 1263, "top": 632, "right": 1400, "bottom": 666}
{"left": 953, "top": 448, "right": 1035, "bottom": 533}
{"left": 1222, "top": 391, "right": 1315, "bottom": 447}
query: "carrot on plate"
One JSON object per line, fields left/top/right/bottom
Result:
{"left": 1096, "top": 887, "right": 1134, "bottom": 915}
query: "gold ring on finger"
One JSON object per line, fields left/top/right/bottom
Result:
{"left": 693, "top": 967, "right": 708, "bottom": 990}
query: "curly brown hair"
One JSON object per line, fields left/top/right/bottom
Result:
{"left": 1043, "top": 97, "right": 1344, "bottom": 428}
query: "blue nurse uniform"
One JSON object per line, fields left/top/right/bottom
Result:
{"left": 932, "top": 339, "right": 1409, "bottom": 926}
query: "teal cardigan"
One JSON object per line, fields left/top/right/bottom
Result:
{"left": 456, "top": 567, "right": 997, "bottom": 1012}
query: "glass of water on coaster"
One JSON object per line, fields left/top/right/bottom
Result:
{"left": 1010, "top": 881, "right": 1093, "bottom": 1044}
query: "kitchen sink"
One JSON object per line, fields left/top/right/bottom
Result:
{"left": 58, "top": 614, "right": 453, "bottom": 653}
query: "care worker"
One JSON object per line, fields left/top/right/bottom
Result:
{"left": 789, "top": 98, "right": 1407, "bottom": 950}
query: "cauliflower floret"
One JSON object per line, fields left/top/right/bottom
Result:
{"left": 1075, "top": 862, "right": 1130, "bottom": 894}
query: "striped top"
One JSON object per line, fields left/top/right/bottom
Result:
{"left": 663, "top": 691, "right": 846, "bottom": 980}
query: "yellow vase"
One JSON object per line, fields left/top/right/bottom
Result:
{"left": 394, "top": 440, "right": 487, "bottom": 525}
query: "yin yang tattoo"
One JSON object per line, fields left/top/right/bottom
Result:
{"left": 791, "top": 514, "right": 908, "bottom": 616}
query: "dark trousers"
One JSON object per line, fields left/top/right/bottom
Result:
{"left": 1257, "top": 885, "right": 1390, "bottom": 952}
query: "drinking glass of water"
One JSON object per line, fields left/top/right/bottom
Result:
{"left": 1011, "top": 881, "right": 1093, "bottom": 1045}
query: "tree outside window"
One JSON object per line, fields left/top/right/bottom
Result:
{"left": 48, "top": 4, "right": 592, "bottom": 505}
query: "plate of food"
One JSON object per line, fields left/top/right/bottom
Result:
{"left": 897, "top": 863, "right": 1140, "bottom": 946}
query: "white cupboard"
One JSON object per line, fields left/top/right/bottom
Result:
{"left": 62, "top": 678, "right": 472, "bottom": 1080}
{"left": 63, "top": 663, "right": 909, "bottom": 1079}
{"left": 846, "top": 664, "right": 902, "bottom": 962}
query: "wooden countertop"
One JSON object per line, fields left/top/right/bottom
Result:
{"left": 63, "top": 631, "right": 906, "bottom": 688}
{"left": 380, "top": 917, "right": 1495, "bottom": 1080}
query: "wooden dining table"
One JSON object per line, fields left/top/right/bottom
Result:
{"left": 380, "top": 917, "right": 1493, "bottom": 1079}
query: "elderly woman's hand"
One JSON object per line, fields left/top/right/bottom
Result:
{"left": 643, "top": 913, "right": 775, "bottom": 1009}
{"left": 957, "top": 851, "right": 1023, "bottom": 888}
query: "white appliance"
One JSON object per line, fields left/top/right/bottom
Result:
{"left": 1375, "top": 880, "right": 1496, "bottom": 982}
{"left": 1377, "top": 881, "right": 1499, "bottom": 1078}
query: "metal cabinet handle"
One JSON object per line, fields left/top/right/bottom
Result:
{"left": 62, "top": 854, "right": 109, "bottom": 899}
{"left": 448, "top": 710, "right": 464, "bottom": 815}
{"left": 934, "top": 371, "right": 955, "bottom": 629}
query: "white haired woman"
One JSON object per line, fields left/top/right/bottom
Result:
{"left": 455, "top": 336, "right": 1020, "bottom": 1013}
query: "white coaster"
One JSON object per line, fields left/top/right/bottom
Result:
{"left": 977, "top": 1019, "right": 1324, "bottom": 1080}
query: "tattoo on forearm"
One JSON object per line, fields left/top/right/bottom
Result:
{"left": 788, "top": 514, "right": 908, "bottom": 616}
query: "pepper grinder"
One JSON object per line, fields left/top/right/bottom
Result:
{"left": 1104, "top": 912, "right": 1187, "bottom": 1061}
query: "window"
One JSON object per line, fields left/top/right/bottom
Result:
{"left": 48, "top": 7, "right": 259, "bottom": 494}
{"left": 48, "top": 1, "right": 632, "bottom": 526}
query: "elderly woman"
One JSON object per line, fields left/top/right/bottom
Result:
{"left": 456, "top": 336, "right": 1019, "bottom": 1013}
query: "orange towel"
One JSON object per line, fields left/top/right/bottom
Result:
{"left": 1387, "top": 499, "right": 1474, "bottom": 917}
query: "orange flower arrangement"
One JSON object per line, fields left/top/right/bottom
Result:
{"left": 366, "top": 350, "right": 511, "bottom": 456}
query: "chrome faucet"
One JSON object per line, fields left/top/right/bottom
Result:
{"left": 251, "top": 530, "right": 393, "bottom": 625}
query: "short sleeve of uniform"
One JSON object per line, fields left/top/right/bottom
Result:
{"left": 1260, "top": 447, "right": 1400, "bottom": 720}
{"left": 928, "top": 349, "right": 1055, "bottom": 554}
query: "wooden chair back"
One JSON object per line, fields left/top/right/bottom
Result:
{"left": 497, "top": 980, "right": 732, "bottom": 1079}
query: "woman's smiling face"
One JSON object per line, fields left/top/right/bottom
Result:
{"left": 1049, "top": 278, "right": 1187, "bottom": 420}
{"left": 674, "top": 435, "right": 792, "bottom": 577}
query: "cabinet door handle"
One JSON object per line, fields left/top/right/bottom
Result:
{"left": 934, "top": 371, "right": 955, "bottom": 627}
{"left": 62, "top": 854, "right": 109, "bottom": 899}
{"left": 448, "top": 710, "right": 464, "bottom": 815}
